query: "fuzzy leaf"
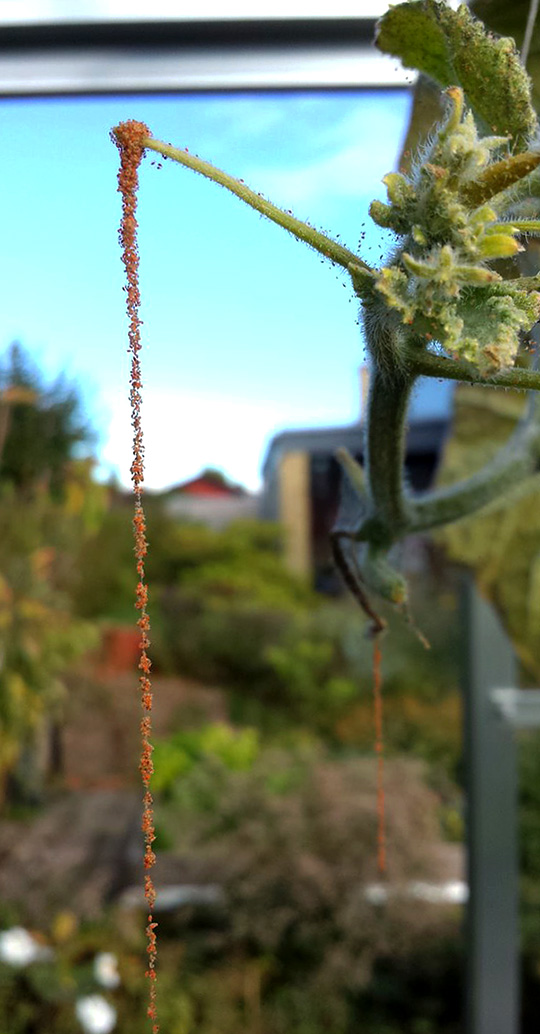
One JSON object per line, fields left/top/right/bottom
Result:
{"left": 375, "top": 0, "right": 537, "bottom": 151}
{"left": 376, "top": 1, "right": 455, "bottom": 86}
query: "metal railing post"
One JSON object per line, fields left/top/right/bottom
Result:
{"left": 463, "top": 582, "right": 519, "bottom": 1034}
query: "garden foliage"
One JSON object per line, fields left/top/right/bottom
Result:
{"left": 0, "top": 345, "right": 100, "bottom": 801}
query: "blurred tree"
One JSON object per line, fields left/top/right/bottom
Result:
{"left": 0, "top": 342, "right": 95, "bottom": 499}
{"left": 0, "top": 483, "right": 100, "bottom": 806}
{"left": 0, "top": 345, "right": 102, "bottom": 804}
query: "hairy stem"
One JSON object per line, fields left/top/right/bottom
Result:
{"left": 408, "top": 393, "right": 540, "bottom": 531}
{"left": 364, "top": 363, "right": 415, "bottom": 535}
{"left": 408, "top": 349, "right": 540, "bottom": 391}
{"left": 142, "top": 135, "right": 369, "bottom": 273}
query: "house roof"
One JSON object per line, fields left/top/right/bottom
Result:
{"left": 261, "top": 416, "right": 448, "bottom": 478}
{"left": 166, "top": 472, "right": 246, "bottom": 497}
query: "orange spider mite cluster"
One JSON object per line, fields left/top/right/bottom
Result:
{"left": 113, "top": 119, "right": 158, "bottom": 1032}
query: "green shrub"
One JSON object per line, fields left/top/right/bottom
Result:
{"left": 265, "top": 636, "right": 358, "bottom": 729}
{"left": 335, "top": 693, "right": 462, "bottom": 777}
{"left": 69, "top": 508, "right": 135, "bottom": 621}
{"left": 0, "top": 495, "right": 98, "bottom": 803}
{"left": 153, "top": 722, "right": 261, "bottom": 797}
{"left": 153, "top": 741, "right": 462, "bottom": 1033}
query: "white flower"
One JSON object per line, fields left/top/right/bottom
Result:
{"left": 364, "top": 883, "right": 389, "bottom": 906}
{"left": 0, "top": 927, "right": 52, "bottom": 967}
{"left": 94, "top": 952, "right": 121, "bottom": 989}
{"left": 75, "top": 995, "right": 117, "bottom": 1034}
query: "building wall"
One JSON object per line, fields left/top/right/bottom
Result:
{"left": 165, "top": 493, "right": 260, "bottom": 529}
{"left": 277, "top": 450, "right": 311, "bottom": 578}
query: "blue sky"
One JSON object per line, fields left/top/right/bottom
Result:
{"left": 0, "top": 89, "right": 449, "bottom": 491}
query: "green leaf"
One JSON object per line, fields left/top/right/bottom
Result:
{"left": 375, "top": 0, "right": 537, "bottom": 151}
{"left": 377, "top": 2, "right": 455, "bottom": 86}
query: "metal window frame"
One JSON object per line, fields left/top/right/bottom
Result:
{"left": 0, "top": 16, "right": 412, "bottom": 96}
{"left": 462, "top": 586, "right": 540, "bottom": 1034}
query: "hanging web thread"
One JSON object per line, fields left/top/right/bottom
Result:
{"left": 113, "top": 119, "right": 158, "bottom": 1034}
{"left": 372, "top": 636, "right": 386, "bottom": 875}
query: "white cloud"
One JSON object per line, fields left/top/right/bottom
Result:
{"left": 99, "top": 389, "right": 288, "bottom": 492}
{"left": 99, "top": 387, "right": 351, "bottom": 493}
{"left": 197, "top": 98, "right": 287, "bottom": 142}
{"left": 245, "top": 140, "right": 392, "bottom": 207}
{"left": 243, "top": 102, "right": 411, "bottom": 207}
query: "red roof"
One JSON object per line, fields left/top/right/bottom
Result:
{"left": 172, "top": 473, "right": 242, "bottom": 498}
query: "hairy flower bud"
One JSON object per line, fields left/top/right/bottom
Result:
{"left": 382, "top": 172, "right": 416, "bottom": 206}
{"left": 477, "top": 233, "right": 522, "bottom": 258}
{"left": 369, "top": 200, "right": 398, "bottom": 229}
{"left": 366, "top": 82, "right": 540, "bottom": 372}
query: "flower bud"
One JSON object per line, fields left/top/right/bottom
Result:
{"left": 382, "top": 172, "right": 414, "bottom": 206}
{"left": 478, "top": 233, "right": 522, "bottom": 258}
{"left": 369, "top": 200, "right": 395, "bottom": 228}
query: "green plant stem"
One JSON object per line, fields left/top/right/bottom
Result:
{"left": 137, "top": 131, "right": 540, "bottom": 615}
{"left": 364, "top": 364, "right": 415, "bottom": 536}
{"left": 408, "top": 348, "right": 540, "bottom": 391}
{"left": 143, "top": 135, "right": 370, "bottom": 273}
{"left": 408, "top": 397, "right": 540, "bottom": 532}
{"left": 356, "top": 346, "right": 540, "bottom": 552}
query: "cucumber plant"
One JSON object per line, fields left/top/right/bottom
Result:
{"left": 113, "top": 1, "right": 540, "bottom": 637}
{"left": 112, "top": 2, "right": 540, "bottom": 1016}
